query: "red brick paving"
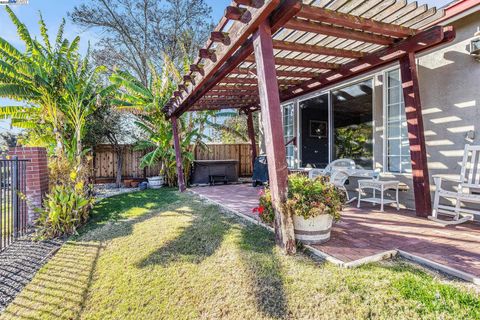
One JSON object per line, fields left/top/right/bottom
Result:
{"left": 191, "top": 184, "right": 480, "bottom": 277}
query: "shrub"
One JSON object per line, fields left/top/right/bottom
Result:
{"left": 254, "top": 174, "right": 345, "bottom": 225}
{"left": 254, "top": 189, "right": 275, "bottom": 225}
{"left": 36, "top": 183, "right": 94, "bottom": 238}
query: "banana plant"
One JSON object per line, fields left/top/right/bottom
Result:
{"left": 0, "top": 6, "right": 113, "bottom": 164}
{"left": 110, "top": 56, "right": 210, "bottom": 187}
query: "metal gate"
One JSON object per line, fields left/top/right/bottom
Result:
{"left": 0, "top": 156, "right": 28, "bottom": 251}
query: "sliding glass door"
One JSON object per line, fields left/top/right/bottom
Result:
{"left": 332, "top": 79, "right": 373, "bottom": 169}
{"left": 296, "top": 80, "right": 373, "bottom": 169}
{"left": 299, "top": 93, "right": 329, "bottom": 168}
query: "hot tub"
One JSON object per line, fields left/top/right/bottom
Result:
{"left": 191, "top": 160, "right": 239, "bottom": 185}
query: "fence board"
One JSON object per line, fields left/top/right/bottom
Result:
{"left": 93, "top": 143, "right": 258, "bottom": 182}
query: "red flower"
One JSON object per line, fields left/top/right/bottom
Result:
{"left": 252, "top": 206, "right": 265, "bottom": 215}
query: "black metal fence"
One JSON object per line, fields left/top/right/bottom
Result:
{"left": 1, "top": 156, "right": 28, "bottom": 251}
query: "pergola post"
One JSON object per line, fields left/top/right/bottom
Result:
{"left": 171, "top": 115, "right": 186, "bottom": 192}
{"left": 253, "top": 21, "right": 296, "bottom": 254}
{"left": 246, "top": 110, "right": 258, "bottom": 169}
{"left": 400, "top": 52, "right": 432, "bottom": 217}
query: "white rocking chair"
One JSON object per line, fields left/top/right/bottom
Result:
{"left": 431, "top": 145, "right": 480, "bottom": 225}
{"left": 308, "top": 159, "right": 357, "bottom": 203}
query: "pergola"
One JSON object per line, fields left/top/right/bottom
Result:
{"left": 164, "top": 0, "right": 455, "bottom": 254}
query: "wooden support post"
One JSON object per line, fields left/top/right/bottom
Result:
{"left": 246, "top": 111, "right": 257, "bottom": 169}
{"left": 253, "top": 21, "right": 296, "bottom": 254}
{"left": 171, "top": 116, "right": 186, "bottom": 192}
{"left": 400, "top": 52, "right": 432, "bottom": 217}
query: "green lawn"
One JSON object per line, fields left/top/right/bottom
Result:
{"left": 1, "top": 189, "right": 479, "bottom": 319}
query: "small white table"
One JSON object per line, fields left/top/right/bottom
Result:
{"left": 357, "top": 180, "right": 400, "bottom": 212}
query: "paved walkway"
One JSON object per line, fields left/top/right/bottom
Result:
{"left": 191, "top": 184, "right": 480, "bottom": 278}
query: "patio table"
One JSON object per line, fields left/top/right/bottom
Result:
{"left": 357, "top": 180, "right": 400, "bottom": 212}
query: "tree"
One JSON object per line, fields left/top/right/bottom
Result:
{"left": 208, "top": 111, "right": 261, "bottom": 144}
{"left": 0, "top": 6, "right": 114, "bottom": 181}
{"left": 0, "top": 132, "right": 19, "bottom": 148}
{"left": 70, "top": 0, "right": 213, "bottom": 85}
{"left": 84, "top": 106, "right": 133, "bottom": 188}
{"left": 110, "top": 56, "right": 210, "bottom": 187}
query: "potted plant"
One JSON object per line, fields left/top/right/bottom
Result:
{"left": 254, "top": 174, "right": 345, "bottom": 244}
{"left": 147, "top": 176, "right": 164, "bottom": 189}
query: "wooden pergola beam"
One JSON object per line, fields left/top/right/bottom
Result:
{"left": 197, "top": 98, "right": 259, "bottom": 104}
{"left": 400, "top": 52, "right": 432, "bottom": 217}
{"left": 298, "top": 5, "right": 416, "bottom": 38}
{"left": 225, "top": 6, "right": 252, "bottom": 23}
{"left": 284, "top": 18, "right": 394, "bottom": 45}
{"left": 211, "top": 31, "right": 231, "bottom": 45}
{"left": 234, "top": 0, "right": 264, "bottom": 8}
{"left": 199, "top": 49, "right": 217, "bottom": 62}
{"left": 204, "top": 91, "right": 258, "bottom": 97}
{"left": 283, "top": 26, "right": 455, "bottom": 100}
{"left": 272, "top": 39, "right": 364, "bottom": 58}
{"left": 231, "top": 67, "right": 319, "bottom": 78}
{"left": 245, "top": 55, "right": 339, "bottom": 69}
{"left": 253, "top": 21, "right": 295, "bottom": 254}
{"left": 171, "top": 0, "right": 301, "bottom": 116}
{"left": 221, "top": 77, "right": 301, "bottom": 86}
{"left": 211, "top": 85, "right": 259, "bottom": 91}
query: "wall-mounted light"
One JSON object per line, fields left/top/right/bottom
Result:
{"left": 470, "top": 28, "right": 480, "bottom": 61}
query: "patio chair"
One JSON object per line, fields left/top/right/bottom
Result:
{"left": 431, "top": 144, "right": 480, "bottom": 225}
{"left": 308, "top": 158, "right": 356, "bottom": 179}
{"left": 308, "top": 159, "right": 357, "bottom": 203}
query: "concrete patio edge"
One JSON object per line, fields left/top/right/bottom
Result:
{"left": 397, "top": 250, "right": 480, "bottom": 285}
{"left": 188, "top": 188, "right": 479, "bottom": 285}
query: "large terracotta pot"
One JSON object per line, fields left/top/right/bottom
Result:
{"left": 293, "top": 214, "right": 333, "bottom": 244}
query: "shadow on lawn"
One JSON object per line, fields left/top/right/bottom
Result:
{"left": 86, "top": 189, "right": 181, "bottom": 233}
{"left": 238, "top": 225, "right": 288, "bottom": 319}
{"left": 1, "top": 241, "right": 104, "bottom": 320}
{"left": 136, "top": 204, "right": 232, "bottom": 267}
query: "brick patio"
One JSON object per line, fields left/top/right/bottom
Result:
{"left": 191, "top": 183, "right": 480, "bottom": 279}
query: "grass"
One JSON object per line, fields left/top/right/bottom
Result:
{"left": 1, "top": 188, "right": 479, "bottom": 319}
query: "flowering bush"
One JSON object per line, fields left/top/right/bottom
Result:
{"left": 253, "top": 189, "right": 275, "bottom": 225}
{"left": 254, "top": 174, "right": 345, "bottom": 225}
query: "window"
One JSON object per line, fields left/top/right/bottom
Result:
{"left": 385, "top": 69, "right": 411, "bottom": 173}
{"left": 332, "top": 80, "right": 374, "bottom": 169}
{"left": 283, "top": 103, "right": 295, "bottom": 168}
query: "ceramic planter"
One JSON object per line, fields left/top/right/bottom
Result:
{"left": 293, "top": 214, "right": 333, "bottom": 244}
{"left": 147, "top": 176, "right": 164, "bottom": 189}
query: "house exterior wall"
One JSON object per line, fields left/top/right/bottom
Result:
{"left": 417, "top": 12, "right": 480, "bottom": 208}
{"left": 282, "top": 10, "right": 480, "bottom": 211}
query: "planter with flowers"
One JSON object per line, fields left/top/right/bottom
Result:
{"left": 253, "top": 174, "right": 345, "bottom": 244}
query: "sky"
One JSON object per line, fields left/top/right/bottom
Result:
{"left": 0, "top": 0, "right": 453, "bottom": 133}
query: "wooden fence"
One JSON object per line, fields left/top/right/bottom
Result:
{"left": 93, "top": 145, "right": 161, "bottom": 183}
{"left": 93, "top": 143, "right": 257, "bottom": 183}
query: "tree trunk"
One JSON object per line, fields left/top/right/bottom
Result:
{"left": 115, "top": 147, "right": 123, "bottom": 188}
{"left": 257, "top": 110, "right": 266, "bottom": 155}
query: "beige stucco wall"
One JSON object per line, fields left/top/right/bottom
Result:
{"left": 416, "top": 12, "right": 480, "bottom": 209}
